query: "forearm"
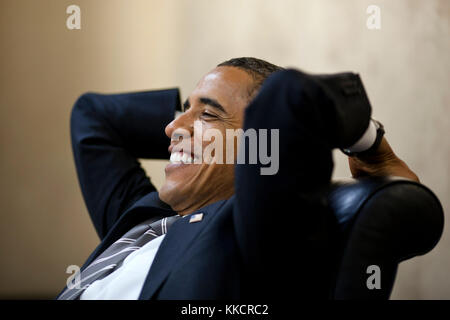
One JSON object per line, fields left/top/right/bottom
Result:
{"left": 75, "top": 89, "right": 180, "bottom": 159}
{"left": 233, "top": 69, "right": 371, "bottom": 298}
{"left": 348, "top": 137, "right": 420, "bottom": 182}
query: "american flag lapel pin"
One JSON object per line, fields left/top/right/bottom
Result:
{"left": 189, "top": 213, "right": 204, "bottom": 223}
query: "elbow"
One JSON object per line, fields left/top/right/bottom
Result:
{"left": 70, "top": 93, "right": 97, "bottom": 123}
{"left": 70, "top": 92, "right": 101, "bottom": 146}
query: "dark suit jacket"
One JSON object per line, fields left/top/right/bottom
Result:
{"left": 58, "top": 70, "right": 368, "bottom": 299}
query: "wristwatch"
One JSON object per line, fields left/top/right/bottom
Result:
{"left": 341, "top": 119, "right": 385, "bottom": 157}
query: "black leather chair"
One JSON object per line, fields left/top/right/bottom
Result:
{"left": 327, "top": 176, "right": 444, "bottom": 299}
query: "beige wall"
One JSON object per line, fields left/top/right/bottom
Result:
{"left": 0, "top": 0, "right": 448, "bottom": 299}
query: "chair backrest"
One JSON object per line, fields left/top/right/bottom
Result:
{"left": 327, "top": 176, "right": 444, "bottom": 299}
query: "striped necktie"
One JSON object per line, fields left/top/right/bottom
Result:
{"left": 58, "top": 214, "right": 181, "bottom": 300}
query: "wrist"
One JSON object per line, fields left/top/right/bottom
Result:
{"left": 341, "top": 119, "right": 385, "bottom": 157}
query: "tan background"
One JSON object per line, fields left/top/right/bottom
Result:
{"left": 0, "top": 0, "right": 448, "bottom": 299}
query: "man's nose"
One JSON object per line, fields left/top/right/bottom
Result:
{"left": 165, "top": 111, "right": 194, "bottom": 140}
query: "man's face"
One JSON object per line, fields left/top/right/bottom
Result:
{"left": 159, "top": 66, "right": 254, "bottom": 215}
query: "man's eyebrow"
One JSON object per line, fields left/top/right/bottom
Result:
{"left": 198, "top": 97, "right": 226, "bottom": 114}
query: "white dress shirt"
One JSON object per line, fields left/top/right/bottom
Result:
{"left": 80, "top": 234, "right": 166, "bottom": 300}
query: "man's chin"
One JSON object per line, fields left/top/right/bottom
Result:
{"left": 159, "top": 182, "right": 173, "bottom": 205}
{"left": 159, "top": 181, "right": 186, "bottom": 211}
{"left": 161, "top": 163, "right": 202, "bottom": 206}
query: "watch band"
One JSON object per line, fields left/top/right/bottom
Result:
{"left": 341, "top": 119, "right": 385, "bottom": 157}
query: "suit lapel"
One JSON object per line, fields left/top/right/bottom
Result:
{"left": 138, "top": 199, "right": 228, "bottom": 299}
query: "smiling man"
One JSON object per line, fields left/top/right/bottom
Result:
{"left": 58, "top": 57, "right": 418, "bottom": 300}
{"left": 160, "top": 62, "right": 283, "bottom": 215}
{"left": 159, "top": 65, "right": 249, "bottom": 215}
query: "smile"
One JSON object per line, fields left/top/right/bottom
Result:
{"left": 169, "top": 151, "right": 195, "bottom": 164}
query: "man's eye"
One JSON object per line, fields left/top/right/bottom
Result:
{"left": 201, "top": 111, "right": 217, "bottom": 118}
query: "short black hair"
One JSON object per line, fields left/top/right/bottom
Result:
{"left": 217, "top": 57, "right": 284, "bottom": 97}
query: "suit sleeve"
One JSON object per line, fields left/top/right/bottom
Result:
{"left": 232, "top": 69, "right": 370, "bottom": 297}
{"left": 70, "top": 89, "right": 181, "bottom": 239}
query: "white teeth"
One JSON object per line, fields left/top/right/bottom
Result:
{"left": 169, "top": 152, "right": 180, "bottom": 163}
{"left": 170, "top": 152, "right": 193, "bottom": 164}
